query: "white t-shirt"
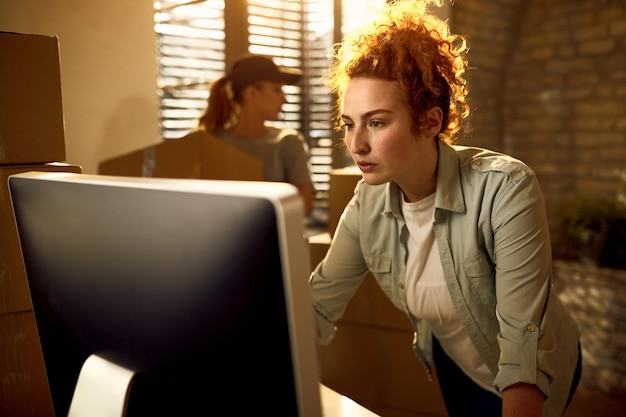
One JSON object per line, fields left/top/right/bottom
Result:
{"left": 402, "top": 192, "right": 499, "bottom": 395}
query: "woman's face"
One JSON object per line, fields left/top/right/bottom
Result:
{"left": 247, "top": 81, "right": 288, "bottom": 121}
{"left": 341, "top": 77, "right": 440, "bottom": 200}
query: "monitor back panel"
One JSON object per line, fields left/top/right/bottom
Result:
{"left": 9, "top": 172, "right": 319, "bottom": 416}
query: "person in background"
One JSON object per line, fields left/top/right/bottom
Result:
{"left": 190, "top": 54, "right": 315, "bottom": 215}
{"left": 309, "top": 1, "right": 581, "bottom": 416}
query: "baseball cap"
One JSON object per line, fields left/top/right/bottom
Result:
{"left": 228, "top": 55, "right": 302, "bottom": 91}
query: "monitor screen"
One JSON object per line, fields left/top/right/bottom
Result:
{"left": 9, "top": 172, "right": 322, "bottom": 417}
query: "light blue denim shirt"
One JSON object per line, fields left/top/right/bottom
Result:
{"left": 310, "top": 141, "right": 580, "bottom": 417}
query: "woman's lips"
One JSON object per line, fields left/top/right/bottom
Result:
{"left": 357, "top": 161, "right": 377, "bottom": 173}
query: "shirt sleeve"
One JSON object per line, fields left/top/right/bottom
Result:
{"left": 278, "top": 131, "right": 313, "bottom": 185}
{"left": 309, "top": 184, "right": 370, "bottom": 344}
{"left": 490, "top": 172, "right": 553, "bottom": 396}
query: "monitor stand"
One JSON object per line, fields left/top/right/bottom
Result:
{"left": 68, "top": 354, "right": 135, "bottom": 417}
{"left": 65, "top": 355, "right": 380, "bottom": 417}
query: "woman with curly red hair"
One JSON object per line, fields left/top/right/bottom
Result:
{"left": 309, "top": 1, "right": 581, "bottom": 416}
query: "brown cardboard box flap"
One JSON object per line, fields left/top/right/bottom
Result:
{"left": 98, "top": 131, "right": 263, "bottom": 181}
{"left": 328, "top": 166, "right": 362, "bottom": 236}
{"left": 0, "top": 32, "right": 66, "bottom": 164}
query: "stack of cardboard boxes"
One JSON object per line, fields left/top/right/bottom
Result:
{"left": 0, "top": 32, "right": 81, "bottom": 416}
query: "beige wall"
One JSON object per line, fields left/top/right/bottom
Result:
{"left": 0, "top": 0, "right": 160, "bottom": 174}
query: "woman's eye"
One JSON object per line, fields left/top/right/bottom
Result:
{"left": 370, "top": 120, "right": 383, "bottom": 128}
{"left": 341, "top": 121, "right": 354, "bottom": 130}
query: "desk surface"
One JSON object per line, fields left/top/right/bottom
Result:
{"left": 321, "top": 384, "right": 379, "bottom": 417}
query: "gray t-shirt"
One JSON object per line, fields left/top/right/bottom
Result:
{"left": 215, "top": 127, "right": 313, "bottom": 185}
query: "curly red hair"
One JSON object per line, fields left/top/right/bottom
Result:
{"left": 324, "top": 0, "right": 470, "bottom": 144}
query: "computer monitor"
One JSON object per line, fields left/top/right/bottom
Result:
{"left": 9, "top": 172, "right": 322, "bottom": 417}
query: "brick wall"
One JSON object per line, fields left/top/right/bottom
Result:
{"left": 451, "top": 0, "right": 626, "bottom": 254}
{"left": 450, "top": 0, "right": 526, "bottom": 153}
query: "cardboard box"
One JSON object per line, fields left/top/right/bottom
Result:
{"left": 98, "top": 130, "right": 263, "bottom": 181}
{"left": 0, "top": 32, "right": 66, "bottom": 165}
{"left": 308, "top": 231, "right": 331, "bottom": 271}
{"left": 319, "top": 323, "right": 447, "bottom": 417}
{"left": 328, "top": 166, "right": 362, "bottom": 236}
{"left": 0, "top": 311, "right": 54, "bottom": 417}
{"left": 0, "top": 163, "right": 82, "bottom": 315}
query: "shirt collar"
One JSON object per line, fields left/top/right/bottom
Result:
{"left": 435, "top": 141, "right": 466, "bottom": 213}
{"left": 383, "top": 141, "right": 466, "bottom": 216}
{"left": 383, "top": 182, "right": 402, "bottom": 217}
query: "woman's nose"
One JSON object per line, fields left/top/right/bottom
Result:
{"left": 348, "top": 129, "right": 369, "bottom": 155}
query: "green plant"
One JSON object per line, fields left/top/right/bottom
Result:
{"left": 561, "top": 197, "right": 626, "bottom": 269}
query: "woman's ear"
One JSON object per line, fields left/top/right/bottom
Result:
{"left": 425, "top": 106, "right": 443, "bottom": 137}
{"left": 240, "top": 84, "right": 259, "bottom": 104}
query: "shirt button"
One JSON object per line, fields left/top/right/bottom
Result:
{"left": 472, "top": 160, "right": 481, "bottom": 167}
{"left": 399, "top": 283, "right": 404, "bottom": 290}
{"left": 526, "top": 324, "right": 536, "bottom": 332}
